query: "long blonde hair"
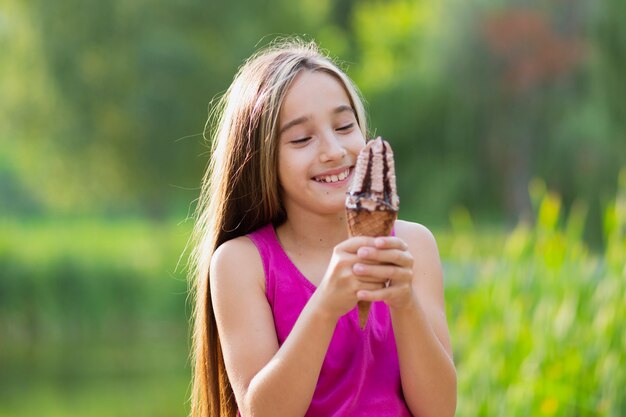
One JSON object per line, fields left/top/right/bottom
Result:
{"left": 187, "top": 39, "right": 368, "bottom": 417}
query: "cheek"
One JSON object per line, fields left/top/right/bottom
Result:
{"left": 277, "top": 158, "right": 288, "bottom": 188}
{"left": 348, "top": 131, "right": 366, "bottom": 151}
{"left": 277, "top": 151, "right": 301, "bottom": 187}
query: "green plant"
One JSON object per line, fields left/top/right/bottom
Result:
{"left": 446, "top": 174, "right": 626, "bottom": 417}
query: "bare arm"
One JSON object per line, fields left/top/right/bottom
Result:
{"left": 211, "top": 236, "right": 382, "bottom": 416}
{"left": 354, "top": 221, "right": 457, "bottom": 417}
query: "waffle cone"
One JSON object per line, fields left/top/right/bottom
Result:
{"left": 346, "top": 209, "right": 397, "bottom": 329}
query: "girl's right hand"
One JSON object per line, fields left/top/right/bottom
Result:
{"left": 314, "top": 236, "right": 385, "bottom": 320}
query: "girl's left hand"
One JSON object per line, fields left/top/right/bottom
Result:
{"left": 352, "top": 236, "right": 415, "bottom": 310}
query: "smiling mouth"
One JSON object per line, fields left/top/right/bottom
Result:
{"left": 313, "top": 167, "right": 351, "bottom": 183}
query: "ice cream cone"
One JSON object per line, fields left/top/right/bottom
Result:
{"left": 347, "top": 209, "right": 397, "bottom": 329}
{"left": 346, "top": 209, "right": 397, "bottom": 238}
{"left": 345, "top": 137, "right": 400, "bottom": 330}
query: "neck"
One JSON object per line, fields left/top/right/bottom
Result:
{"left": 277, "top": 210, "right": 349, "bottom": 252}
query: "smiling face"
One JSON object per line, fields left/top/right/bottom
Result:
{"left": 277, "top": 70, "right": 366, "bottom": 218}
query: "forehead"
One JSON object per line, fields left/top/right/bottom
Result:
{"left": 279, "top": 70, "right": 352, "bottom": 121}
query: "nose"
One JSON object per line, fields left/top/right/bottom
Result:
{"left": 319, "top": 130, "right": 347, "bottom": 162}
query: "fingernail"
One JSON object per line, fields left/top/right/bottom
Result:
{"left": 375, "top": 238, "right": 385, "bottom": 247}
{"left": 357, "top": 248, "right": 369, "bottom": 257}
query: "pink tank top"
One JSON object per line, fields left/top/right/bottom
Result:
{"left": 247, "top": 223, "right": 412, "bottom": 416}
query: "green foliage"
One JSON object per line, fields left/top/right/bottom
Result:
{"left": 0, "top": 217, "right": 192, "bottom": 416}
{"left": 0, "top": 218, "right": 190, "bottom": 344}
{"left": 1, "top": 0, "right": 624, "bottom": 228}
{"left": 443, "top": 176, "right": 626, "bottom": 416}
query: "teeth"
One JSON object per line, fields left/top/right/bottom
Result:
{"left": 315, "top": 168, "right": 350, "bottom": 183}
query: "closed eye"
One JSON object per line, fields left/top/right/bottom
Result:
{"left": 336, "top": 123, "right": 354, "bottom": 132}
{"left": 291, "top": 137, "right": 312, "bottom": 144}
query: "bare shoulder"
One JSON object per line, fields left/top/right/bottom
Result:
{"left": 210, "top": 235, "right": 265, "bottom": 294}
{"left": 394, "top": 220, "right": 445, "bottom": 303}
{"left": 395, "top": 219, "right": 441, "bottom": 260}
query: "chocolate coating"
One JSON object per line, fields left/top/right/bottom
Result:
{"left": 345, "top": 137, "right": 399, "bottom": 212}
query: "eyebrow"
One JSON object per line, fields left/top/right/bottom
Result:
{"left": 279, "top": 105, "right": 355, "bottom": 135}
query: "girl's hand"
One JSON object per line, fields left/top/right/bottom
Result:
{"left": 352, "top": 237, "right": 415, "bottom": 310}
{"left": 315, "top": 236, "right": 389, "bottom": 320}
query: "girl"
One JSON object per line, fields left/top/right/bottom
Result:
{"left": 188, "top": 39, "right": 456, "bottom": 417}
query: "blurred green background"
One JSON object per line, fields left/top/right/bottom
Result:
{"left": 1, "top": 0, "right": 624, "bottom": 416}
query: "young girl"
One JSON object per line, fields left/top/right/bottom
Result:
{"left": 188, "top": 39, "right": 456, "bottom": 417}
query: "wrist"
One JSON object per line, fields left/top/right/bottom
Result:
{"left": 308, "top": 291, "right": 342, "bottom": 325}
{"left": 389, "top": 292, "right": 421, "bottom": 317}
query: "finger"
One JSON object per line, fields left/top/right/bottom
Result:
{"left": 355, "top": 274, "right": 388, "bottom": 285}
{"left": 374, "top": 237, "right": 408, "bottom": 251}
{"left": 357, "top": 284, "right": 411, "bottom": 302}
{"left": 336, "top": 236, "right": 377, "bottom": 254}
{"left": 353, "top": 262, "right": 394, "bottom": 279}
{"left": 357, "top": 281, "right": 386, "bottom": 291}
{"left": 356, "top": 286, "right": 396, "bottom": 302}
{"left": 356, "top": 247, "right": 412, "bottom": 268}
{"left": 353, "top": 263, "right": 411, "bottom": 282}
